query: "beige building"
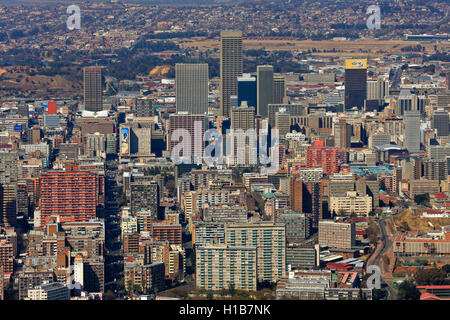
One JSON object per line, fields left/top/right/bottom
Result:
{"left": 330, "top": 191, "right": 372, "bottom": 216}
{"left": 225, "top": 223, "right": 286, "bottom": 283}
{"left": 196, "top": 244, "right": 257, "bottom": 291}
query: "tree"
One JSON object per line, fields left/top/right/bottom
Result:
{"left": 415, "top": 268, "right": 448, "bottom": 285}
{"left": 414, "top": 193, "right": 429, "bottom": 206}
{"left": 442, "top": 264, "right": 450, "bottom": 274}
{"left": 397, "top": 280, "right": 420, "bottom": 300}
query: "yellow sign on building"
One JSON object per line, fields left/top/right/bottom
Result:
{"left": 345, "top": 59, "right": 367, "bottom": 69}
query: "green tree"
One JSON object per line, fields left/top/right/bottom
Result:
{"left": 415, "top": 268, "right": 448, "bottom": 285}
{"left": 397, "top": 280, "right": 420, "bottom": 300}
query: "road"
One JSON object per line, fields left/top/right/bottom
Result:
{"left": 371, "top": 217, "right": 396, "bottom": 300}
{"left": 104, "top": 158, "right": 124, "bottom": 299}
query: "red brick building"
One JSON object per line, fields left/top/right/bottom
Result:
{"left": 306, "top": 141, "right": 339, "bottom": 175}
{"left": 39, "top": 170, "right": 98, "bottom": 227}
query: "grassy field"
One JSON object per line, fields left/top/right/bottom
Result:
{"left": 178, "top": 38, "right": 449, "bottom": 58}
{"left": 393, "top": 209, "right": 450, "bottom": 232}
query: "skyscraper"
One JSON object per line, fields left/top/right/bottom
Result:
{"left": 344, "top": 59, "right": 367, "bottom": 110}
{"left": 176, "top": 63, "right": 209, "bottom": 114}
{"left": 273, "top": 75, "right": 286, "bottom": 104}
{"left": 0, "top": 151, "right": 18, "bottom": 228}
{"left": 230, "top": 104, "right": 256, "bottom": 165}
{"left": 432, "top": 110, "right": 449, "bottom": 137}
{"left": 83, "top": 67, "right": 103, "bottom": 112}
{"left": 237, "top": 74, "right": 257, "bottom": 108}
{"left": 135, "top": 97, "right": 153, "bottom": 118}
{"left": 130, "top": 181, "right": 160, "bottom": 218}
{"left": 220, "top": 30, "right": 243, "bottom": 117}
{"left": 404, "top": 111, "right": 421, "bottom": 153}
{"left": 257, "top": 65, "right": 274, "bottom": 117}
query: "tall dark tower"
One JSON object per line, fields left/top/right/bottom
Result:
{"left": 83, "top": 67, "right": 103, "bottom": 112}
{"left": 220, "top": 30, "right": 243, "bottom": 118}
{"left": 344, "top": 59, "right": 367, "bottom": 110}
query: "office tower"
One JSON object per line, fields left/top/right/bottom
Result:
{"left": 344, "top": 59, "right": 367, "bottom": 109}
{"left": 366, "top": 77, "right": 389, "bottom": 100}
{"left": 257, "top": 65, "right": 274, "bottom": 117}
{"left": 397, "top": 89, "right": 426, "bottom": 115}
{"left": 334, "top": 118, "right": 352, "bottom": 149}
{"left": 220, "top": 30, "right": 243, "bottom": 117}
{"left": 83, "top": 67, "right": 103, "bottom": 112}
{"left": 230, "top": 95, "right": 238, "bottom": 108}
{"left": 168, "top": 114, "right": 208, "bottom": 162}
{"left": 268, "top": 104, "right": 305, "bottom": 127}
{"left": 176, "top": 63, "right": 209, "bottom": 114}
{"left": 225, "top": 223, "right": 286, "bottom": 283}
{"left": 432, "top": 110, "right": 449, "bottom": 137}
{"left": 135, "top": 97, "right": 153, "bottom": 118}
{"left": 275, "top": 111, "right": 290, "bottom": 138}
{"left": 120, "top": 122, "right": 153, "bottom": 157}
{"left": 237, "top": 74, "right": 257, "bottom": 108}
{"left": 83, "top": 257, "right": 105, "bottom": 293}
{"left": 130, "top": 181, "right": 160, "bottom": 218}
{"left": 318, "top": 220, "right": 355, "bottom": 249}
{"left": 39, "top": 171, "right": 98, "bottom": 227}
{"left": 423, "top": 159, "right": 448, "bottom": 181}
{"left": 196, "top": 244, "right": 257, "bottom": 291}
{"left": 43, "top": 113, "right": 60, "bottom": 129}
{"left": 230, "top": 105, "right": 256, "bottom": 165}
{"left": 404, "top": 111, "right": 421, "bottom": 153}
{"left": 306, "top": 141, "right": 339, "bottom": 175}
{"left": 0, "top": 151, "right": 18, "bottom": 228}
{"left": 273, "top": 75, "right": 286, "bottom": 104}
{"left": 279, "top": 210, "right": 311, "bottom": 242}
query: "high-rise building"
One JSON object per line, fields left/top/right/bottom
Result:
{"left": 318, "top": 220, "right": 355, "bottom": 249}
{"left": 273, "top": 75, "right": 286, "bottom": 104}
{"left": 366, "top": 77, "right": 389, "bottom": 101}
{"left": 83, "top": 67, "right": 103, "bottom": 112}
{"left": 196, "top": 244, "right": 257, "bottom": 291}
{"left": 176, "top": 63, "right": 209, "bottom": 114}
{"left": 279, "top": 210, "right": 311, "bottom": 242}
{"left": 237, "top": 74, "right": 257, "bottom": 108}
{"left": 135, "top": 97, "right": 153, "bottom": 118}
{"left": 39, "top": 170, "right": 98, "bottom": 227}
{"left": 229, "top": 105, "right": 256, "bottom": 165}
{"left": 0, "top": 265, "right": 4, "bottom": 300}
{"left": 423, "top": 159, "right": 448, "bottom": 181}
{"left": 344, "top": 59, "right": 367, "bottom": 110}
{"left": 257, "top": 65, "right": 274, "bottom": 117}
{"left": 334, "top": 118, "right": 352, "bottom": 149}
{"left": 432, "top": 110, "right": 449, "bottom": 137}
{"left": 130, "top": 181, "right": 160, "bottom": 218}
{"left": 397, "top": 89, "right": 426, "bottom": 115}
{"left": 404, "top": 111, "right": 421, "bottom": 153}
{"left": 225, "top": 223, "right": 286, "bottom": 283}
{"left": 306, "top": 141, "right": 339, "bottom": 175}
{"left": 275, "top": 111, "right": 290, "bottom": 138}
{"left": 268, "top": 104, "right": 305, "bottom": 127}
{"left": 0, "top": 151, "right": 18, "bottom": 228}
{"left": 220, "top": 30, "right": 243, "bottom": 117}
{"left": 168, "top": 113, "right": 208, "bottom": 163}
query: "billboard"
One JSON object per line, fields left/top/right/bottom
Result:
{"left": 14, "top": 124, "right": 22, "bottom": 131}
{"left": 345, "top": 59, "right": 367, "bottom": 69}
{"left": 120, "top": 127, "right": 129, "bottom": 155}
